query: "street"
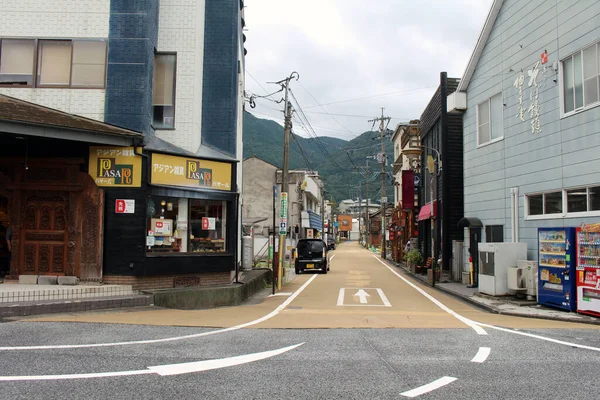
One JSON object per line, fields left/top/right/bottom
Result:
{"left": 1, "top": 241, "right": 599, "bottom": 399}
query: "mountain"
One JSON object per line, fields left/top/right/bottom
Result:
{"left": 243, "top": 111, "right": 394, "bottom": 204}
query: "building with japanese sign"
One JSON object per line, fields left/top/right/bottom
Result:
{"left": 0, "top": 0, "right": 247, "bottom": 289}
{"left": 452, "top": 0, "right": 600, "bottom": 276}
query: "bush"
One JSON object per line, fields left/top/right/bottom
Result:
{"left": 405, "top": 249, "right": 423, "bottom": 265}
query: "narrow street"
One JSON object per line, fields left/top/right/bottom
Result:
{"left": 1, "top": 242, "right": 599, "bottom": 399}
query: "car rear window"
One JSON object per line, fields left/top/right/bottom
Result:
{"left": 297, "top": 240, "right": 324, "bottom": 256}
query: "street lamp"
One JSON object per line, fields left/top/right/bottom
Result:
{"left": 417, "top": 145, "right": 442, "bottom": 287}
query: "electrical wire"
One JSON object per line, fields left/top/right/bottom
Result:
{"left": 302, "top": 85, "right": 438, "bottom": 109}
{"left": 298, "top": 81, "right": 354, "bottom": 136}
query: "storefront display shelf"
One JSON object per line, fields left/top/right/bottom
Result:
{"left": 539, "top": 252, "right": 566, "bottom": 256}
{"left": 540, "top": 239, "right": 566, "bottom": 243}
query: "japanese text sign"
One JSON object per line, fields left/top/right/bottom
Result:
{"left": 150, "top": 153, "right": 232, "bottom": 191}
{"left": 89, "top": 146, "right": 142, "bottom": 187}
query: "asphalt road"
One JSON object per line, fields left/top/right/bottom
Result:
{"left": 1, "top": 241, "right": 599, "bottom": 399}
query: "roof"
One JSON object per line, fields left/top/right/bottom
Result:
{"left": 242, "top": 155, "right": 280, "bottom": 169}
{"left": 0, "top": 94, "right": 142, "bottom": 139}
{"left": 145, "top": 135, "right": 237, "bottom": 162}
{"left": 456, "top": 0, "right": 504, "bottom": 92}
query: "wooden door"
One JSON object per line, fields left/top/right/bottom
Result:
{"left": 77, "top": 174, "right": 104, "bottom": 281}
{"left": 20, "top": 193, "right": 68, "bottom": 275}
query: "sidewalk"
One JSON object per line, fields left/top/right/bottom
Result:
{"left": 0, "top": 282, "right": 152, "bottom": 319}
{"left": 385, "top": 258, "right": 600, "bottom": 326}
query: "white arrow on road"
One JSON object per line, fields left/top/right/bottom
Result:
{"left": 0, "top": 343, "right": 304, "bottom": 381}
{"left": 354, "top": 289, "right": 370, "bottom": 304}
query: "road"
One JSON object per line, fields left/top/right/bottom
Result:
{"left": 1, "top": 241, "right": 599, "bottom": 399}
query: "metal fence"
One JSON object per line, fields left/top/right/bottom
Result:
{"left": 0, "top": 286, "right": 138, "bottom": 303}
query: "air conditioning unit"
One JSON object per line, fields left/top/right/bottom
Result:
{"left": 517, "top": 260, "right": 538, "bottom": 299}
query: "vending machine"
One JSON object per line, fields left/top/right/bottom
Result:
{"left": 576, "top": 223, "right": 600, "bottom": 317}
{"left": 537, "top": 228, "right": 577, "bottom": 311}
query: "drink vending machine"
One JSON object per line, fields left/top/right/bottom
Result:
{"left": 537, "top": 228, "right": 577, "bottom": 311}
{"left": 576, "top": 223, "right": 600, "bottom": 317}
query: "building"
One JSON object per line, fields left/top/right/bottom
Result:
{"left": 453, "top": 0, "right": 600, "bottom": 274}
{"left": 0, "top": 0, "right": 246, "bottom": 289}
{"left": 417, "top": 73, "right": 464, "bottom": 272}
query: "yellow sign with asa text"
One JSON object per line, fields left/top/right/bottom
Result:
{"left": 88, "top": 146, "right": 142, "bottom": 187}
{"left": 150, "top": 153, "right": 232, "bottom": 191}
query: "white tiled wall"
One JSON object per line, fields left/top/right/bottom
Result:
{"left": 155, "top": 0, "right": 205, "bottom": 153}
{"left": 0, "top": 0, "right": 110, "bottom": 121}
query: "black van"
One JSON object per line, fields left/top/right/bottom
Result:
{"left": 295, "top": 239, "right": 329, "bottom": 274}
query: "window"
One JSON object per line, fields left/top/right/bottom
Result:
{"left": 485, "top": 225, "right": 503, "bottom": 243}
{"left": 152, "top": 53, "right": 176, "bottom": 129}
{"left": 562, "top": 41, "right": 600, "bottom": 114}
{"left": 0, "top": 39, "right": 35, "bottom": 86}
{"left": 527, "top": 186, "right": 600, "bottom": 218}
{"left": 146, "top": 197, "right": 228, "bottom": 254}
{"left": 477, "top": 93, "right": 503, "bottom": 145}
{"left": 0, "top": 38, "right": 106, "bottom": 88}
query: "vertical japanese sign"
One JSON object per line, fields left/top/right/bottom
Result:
{"left": 513, "top": 58, "right": 549, "bottom": 135}
{"left": 279, "top": 192, "right": 288, "bottom": 235}
{"left": 89, "top": 146, "right": 142, "bottom": 187}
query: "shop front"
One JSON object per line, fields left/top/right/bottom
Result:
{"left": 101, "top": 151, "right": 238, "bottom": 290}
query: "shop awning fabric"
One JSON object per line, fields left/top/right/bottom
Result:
{"left": 307, "top": 210, "right": 323, "bottom": 231}
{"left": 417, "top": 202, "right": 437, "bottom": 221}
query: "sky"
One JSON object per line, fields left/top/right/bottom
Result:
{"left": 243, "top": 0, "right": 494, "bottom": 141}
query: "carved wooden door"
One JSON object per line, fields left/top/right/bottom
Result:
{"left": 20, "top": 193, "right": 68, "bottom": 275}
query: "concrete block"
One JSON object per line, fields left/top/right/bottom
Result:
{"left": 19, "top": 275, "right": 38, "bottom": 285}
{"left": 37, "top": 276, "right": 58, "bottom": 285}
{"left": 58, "top": 276, "right": 79, "bottom": 286}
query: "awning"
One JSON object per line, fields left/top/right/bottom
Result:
{"left": 417, "top": 204, "right": 432, "bottom": 221}
{"left": 457, "top": 217, "right": 483, "bottom": 228}
{"left": 307, "top": 210, "right": 323, "bottom": 231}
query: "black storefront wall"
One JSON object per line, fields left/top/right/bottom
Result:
{"left": 102, "top": 156, "right": 238, "bottom": 277}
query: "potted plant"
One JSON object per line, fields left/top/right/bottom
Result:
{"left": 427, "top": 260, "right": 441, "bottom": 284}
{"left": 405, "top": 249, "right": 423, "bottom": 274}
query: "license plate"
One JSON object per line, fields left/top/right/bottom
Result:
{"left": 306, "top": 264, "right": 314, "bottom": 269}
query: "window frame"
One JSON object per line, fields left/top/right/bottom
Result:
{"left": 526, "top": 185, "right": 600, "bottom": 220}
{"left": 0, "top": 37, "right": 107, "bottom": 89}
{"left": 560, "top": 40, "right": 600, "bottom": 117}
{"left": 476, "top": 92, "right": 504, "bottom": 147}
{"left": 152, "top": 52, "right": 177, "bottom": 130}
{"left": 485, "top": 225, "right": 504, "bottom": 243}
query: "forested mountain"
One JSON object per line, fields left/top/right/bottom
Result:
{"left": 243, "top": 111, "right": 394, "bottom": 204}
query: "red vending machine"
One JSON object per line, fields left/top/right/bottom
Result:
{"left": 576, "top": 223, "right": 600, "bottom": 317}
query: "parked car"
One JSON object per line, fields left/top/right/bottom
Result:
{"left": 326, "top": 236, "right": 336, "bottom": 250}
{"left": 295, "top": 239, "right": 329, "bottom": 274}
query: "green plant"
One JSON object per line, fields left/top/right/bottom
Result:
{"left": 405, "top": 249, "right": 423, "bottom": 265}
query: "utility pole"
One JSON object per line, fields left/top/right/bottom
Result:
{"left": 364, "top": 158, "right": 371, "bottom": 248}
{"left": 269, "top": 72, "right": 299, "bottom": 291}
{"left": 369, "top": 108, "right": 391, "bottom": 259}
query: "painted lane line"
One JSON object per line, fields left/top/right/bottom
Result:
{"left": 475, "top": 322, "right": 600, "bottom": 353}
{"left": 0, "top": 274, "right": 319, "bottom": 351}
{"left": 471, "top": 347, "right": 491, "bottom": 363}
{"left": 0, "top": 343, "right": 303, "bottom": 381}
{"left": 400, "top": 376, "right": 458, "bottom": 398}
{"left": 269, "top": 292, "right": 293, "bottom": 297}
{"left": 376, "top": 288, "right": 392, "bottom": 307}
{"left": 336, "top": 288, "right": 345, "bottom": 306}
{"left": 373, "top": 256, "right": 487, "bottom": 335}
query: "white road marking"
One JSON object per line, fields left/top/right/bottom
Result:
{"left": 336, "top": 288, "right": 345, "bottom": 306}
{"left": 376, "top": 288, "right": 392, "bottom": 307}
{"left": 354, "top": 289, "right": 370, "bottom": 304}
{"left": 0, "top": 343, "right": 304, "bottom": 381}
{"left": 400, "top": 376, "right": 457, "bottom": 398}
{"left": 373, "top": 256, "right": 487, "bottom": 335}
{"left": 471, "top": 347, "right": 491, "bottom": 363}
{"left": 0, "top": 274, "right": 320, "bottom": 351}
{"left": 475, "top": 322, "right": 600, "bottom": 352}
{"left": 269, "top": 292, "right": 293, "bottom": 297}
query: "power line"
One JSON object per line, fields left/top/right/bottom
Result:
{"left": 303, "top": 86, "right": 438, "bottom": 109}
{"left": 298, "top": 81, "right": 354, "bottom": 136}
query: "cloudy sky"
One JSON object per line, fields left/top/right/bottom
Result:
{"left": 243, "top": 0, "right": 494, "bottom": 141}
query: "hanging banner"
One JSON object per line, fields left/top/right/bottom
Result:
{"left": 89, "top": 146, "right": 142, "bottom": 187}
{"left": 402, "top": 170, "right": 415, "bottom": 210}
{"left": 150, "top": 153, "right": 232, "bottom": 191}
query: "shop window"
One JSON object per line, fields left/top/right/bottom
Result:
{"left": 152, "top": 53, "right": 176, "bottom": 129}
{"left": 146, "top": 196, "right": 182, "bottom": 253}
{"left": 0, "top": 39, "right": 35, "bottom": 86}
{"left": 485, "top": 225, "right": 503, "bottom": 243}
{"left": 189, "top": 199, "right": 227, "bottom": 253}
{"left": 567, "top": 188, "right": 587, "bottom": 213}
{"left": 477, "top": 93, "right": 503, "bottom": 145}
{"left": 562, "top": 41, "right": 600, "bottom": 114}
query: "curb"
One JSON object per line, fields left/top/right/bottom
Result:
{"left": 381, "top": 258, "right": 600, "bottom": 327}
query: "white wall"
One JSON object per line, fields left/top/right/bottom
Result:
{"left": 155, "top": 0, "right": 206, "bottom": 153}
{"left": 0, "top": 0, "right": 110, "bottom": 121}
